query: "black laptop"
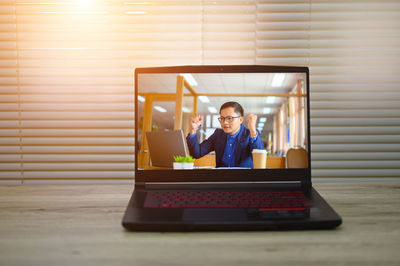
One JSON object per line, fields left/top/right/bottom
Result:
{"left": 122, "top": 65, "right": 342, "bottom": 231}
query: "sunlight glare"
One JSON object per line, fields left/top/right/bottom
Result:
{"left": 73, "top": 0, "right": 94, "bottom": 7}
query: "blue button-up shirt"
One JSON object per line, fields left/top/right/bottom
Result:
{"left": 189, "top": 128, "right": 259, "bottom": 168}
{"left": 221, "top": 130, "right": 240, "bottom": 167}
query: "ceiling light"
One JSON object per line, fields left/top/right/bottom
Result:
{"left": 180, "top": 74, "right": 198, "bottom": 86}
{"left": 259, "top": 117, "right": 267, "bottom": 123}
{"left": 208, "top": 106, "right": 217, "bottom": 113}
{"left": 198, "top": 96, "right": 210, "bottom": 103}
{"left": 262, "top": 108, "right": 272, "bottom": 114}
{"left": 154, "top": 106, "right": 167, "bottom": 113}
{"left": 266, "top": 96, "right": 276, "bottom": 104}
{"left": 271, "top": 73, "right": 286, "bottom": 87}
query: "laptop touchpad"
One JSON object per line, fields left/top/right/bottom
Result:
{"left": 183, "top": 209, "right": 247, "bottom": 221}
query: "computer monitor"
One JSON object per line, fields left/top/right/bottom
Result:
{"left": 135, "top": 65, "right": 310, "bottom": 184}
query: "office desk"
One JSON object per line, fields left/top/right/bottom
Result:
{"left": 0, "top": 180, "right": 399, "bottom": 266}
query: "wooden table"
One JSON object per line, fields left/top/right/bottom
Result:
{"left": 0, "top": 180, "right": 399, "bottom": 266}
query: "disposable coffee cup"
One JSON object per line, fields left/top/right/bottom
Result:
{"left": 252, "top": 149, "right": 267, "bottom": 169}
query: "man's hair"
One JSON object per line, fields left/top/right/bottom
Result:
{"left": 220, "top": 101, "right": 244, "bottom": 117}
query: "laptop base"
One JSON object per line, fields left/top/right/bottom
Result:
{"left": 122, "top": 187, "right": 342, "bottom": 232}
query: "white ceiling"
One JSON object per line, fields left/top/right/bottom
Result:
{"left": 137, "top": 72, "right": 306, "bottom": 134}
{"left": 138, "top": 72, "right": 304, "bottom": 95}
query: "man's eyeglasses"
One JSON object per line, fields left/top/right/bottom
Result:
{"left": 218, "top": 116, "right": 240, "bottom": 123}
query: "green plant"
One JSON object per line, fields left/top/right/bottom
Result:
{"left": 173, "top": 155, "right": 195, "bottom": 163}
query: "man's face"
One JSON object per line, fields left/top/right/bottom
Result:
{"left": 219, "top": 107, "right": 244, "bottom": 135}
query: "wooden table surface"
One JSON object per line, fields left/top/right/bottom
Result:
{"left": 0, "top": 181, "right": 399, "bottom": 266}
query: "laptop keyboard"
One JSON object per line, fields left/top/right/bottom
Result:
{"left": 144, "top": 190, "right": 310, "bottom": 210}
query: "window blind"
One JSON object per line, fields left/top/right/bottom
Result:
{"left": 257, "top": 0, "right": 400, "bottom": 177}
{"left": 1, "top": 0, "right": 204, "bottom": 182}
{"left": 203, "top": 0, "right": 256, "bottom": 64}
{"left": 0, "top": 0, "right": 20, "bottom": 182}
{"left": 307, "top": 0, "right": 400, "bottom": 177}
{"left": 0, "top": 0, "right": 399, "bottom": 182}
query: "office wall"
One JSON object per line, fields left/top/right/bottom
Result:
{"left": 0, "top": 0, "right": 399, "bottom": 182}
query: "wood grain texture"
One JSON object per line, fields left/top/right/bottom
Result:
{"left": 0, "top": 181, "right": 399, "bottom": 266}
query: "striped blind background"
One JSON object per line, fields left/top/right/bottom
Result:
{"left": 0, "top": 0, "right": 399, "bottom": 183}
{"left": 306, "top": 1, "right": 400, "bottom": 177}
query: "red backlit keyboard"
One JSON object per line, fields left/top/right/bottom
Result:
{"left": 144, "top": 190, "right": 310, "bottom": 211}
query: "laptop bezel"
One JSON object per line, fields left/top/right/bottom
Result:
{"left": 134, "top": 65, "right": 311, "bottom": 186}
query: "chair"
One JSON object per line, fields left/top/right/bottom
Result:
{"left": 286, "top": 147, "right": 308, "bottom": 168}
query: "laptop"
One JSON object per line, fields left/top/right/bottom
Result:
{"left": 122, "top": 65, "right": 342, "bottom": 231}
{"left": 146, "top": 130, "right": 188, "bottom": 168}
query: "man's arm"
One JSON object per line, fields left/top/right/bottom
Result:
{"left": 189, "top": 115, "right": 202, "bottom": 136}
{"left": 249, "top": 130, "right": 264, "bottom": 150}
{"left": 246, "top": 114, "right": 258, "bottom": 139}
{"left": 246, "top": 113, "right": 264, "bottom": 149}
{"left": 186, "top": 130, "right": 216, "bottom": 159}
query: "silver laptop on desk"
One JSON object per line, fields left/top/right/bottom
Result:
{"left": 146, "top": 130, "right": 188, "bottom": 168}
{"left": 122, "top": 65, "right": 342, "bottom": 231}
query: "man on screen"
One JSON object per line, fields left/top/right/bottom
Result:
{"left": 186, "top": 101, "right": 264, "bottom": 168}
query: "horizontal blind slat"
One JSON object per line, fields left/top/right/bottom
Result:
{"left": 313, "top": 161, "right": 400, "bottom": 169}
{"left": 22, "top": 154, "right": 134, "bottom": 162}
{"left": 20, "top": 137, "right": 134, "bottom": 145}
{"left": 22, "top": 171, "right": 134, "bottom": 179}
{"left": 23, "top": 163, "right": 134, "bottom": 171}
{"left": 312, "top": 169, "right": 400, "bottom": 177}
{"left": 21, "top": 146, "right": 134, "bottom": 153}
{"left": 311, "top": 126, "right": 400, "bottom": 135}
{"left": 311, "top": 144, "right": 400, "bottom": 152}
{"left": 20, "top": 129, "right": 134, "bottom": 136}
{"left": 312, "top": 152, "right": 400, "bottom": 160}
{"left": 311, "top": 118, "right": 400, "bottom": 126}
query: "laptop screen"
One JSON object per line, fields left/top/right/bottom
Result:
{"left": 135, "top": 65, "right": 310, "bottom": 183}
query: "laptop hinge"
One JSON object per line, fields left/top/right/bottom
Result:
{"left": 144, "top": 182, "right": 303, "bottom": 190}
{"left": 135, "top": 182, "right": 146, "bottom": 189}
{"left": 301, "top": 180, "right": 312, "bottom": 190}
